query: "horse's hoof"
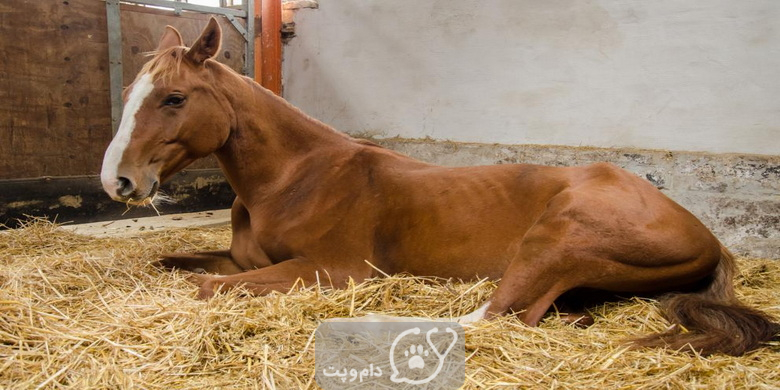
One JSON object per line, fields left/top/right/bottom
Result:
{"left": 561, "top": 313, "right": 595, "bottom": 328}
{"left": 182, "top": 273, "right": 215, "bottom": 299}
{"left": 186, "top": 272, "right": 210, "bottom": 285}
{"left": 157, "top": 254, "right": 184, "bottom": 270}
{"left": 197, "top": 282, "right": 216, "bottom": 300}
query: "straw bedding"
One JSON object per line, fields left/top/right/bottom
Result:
{"left": 1, "top": 219, "right": 778, "bottom": 389}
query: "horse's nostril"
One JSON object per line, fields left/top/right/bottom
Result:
{"left": 116, "top": 177, "right": 135, "bottom": 197}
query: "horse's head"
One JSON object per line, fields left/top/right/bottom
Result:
{"left": 100, "top": 19, "right": 232, "bottom": 205}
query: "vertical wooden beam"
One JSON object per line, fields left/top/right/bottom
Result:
{"left": 252, "top": 0, "right": 262, "bottom": 82}
{"left": 244, "top": 0, "right": 255, "bottom": 78}
{"left": 105, "top": 0, "right": 124, "bottom": 136}
{"left": 260, "top": 0, "right": 282, "bottom": 95}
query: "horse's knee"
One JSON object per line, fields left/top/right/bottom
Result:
{"left": 229, "top": 202, "right": 273, "bottom": 270}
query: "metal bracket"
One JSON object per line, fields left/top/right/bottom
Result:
{"left": 126, "top": 0, "right": 247, "bottom": 18}
{"left": 225, "top": 14, "right": 247, "bottom": 40}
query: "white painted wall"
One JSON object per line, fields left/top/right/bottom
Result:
{"left": 282, "top": 0, "right": 780, "bottom": 155}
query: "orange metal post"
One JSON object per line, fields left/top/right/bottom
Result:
{"left": 260, "top": 0, "right": 282, "bottom": 95}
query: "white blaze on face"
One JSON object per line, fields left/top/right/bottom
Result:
{"left": 100, "top": 73, "right": 155, "bottom": 198}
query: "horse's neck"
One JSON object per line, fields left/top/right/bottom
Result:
{"left": 214, "top": 74, "right": 352, "bottom": 202}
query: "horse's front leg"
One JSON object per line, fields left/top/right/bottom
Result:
{"left": 158, "top": 250, "right": 244, "bottom": 275}
{"left": 190, "top": 258, "right": 350, "bottom": 299}
{"left": 159, "top": 197, "right": 271, "bottom": 275}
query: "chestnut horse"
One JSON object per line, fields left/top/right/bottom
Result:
{"left": 100, "top": 19, "right": 777, "bottom": 356}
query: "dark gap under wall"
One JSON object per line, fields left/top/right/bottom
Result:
{"left": 0, "top": 169, "right": 234, "bottom": 228}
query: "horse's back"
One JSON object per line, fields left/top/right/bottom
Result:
{"left": 362, "top": 154, "right": 594, "bottom": 276}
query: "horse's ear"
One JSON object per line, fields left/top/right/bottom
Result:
{"left": 187, "top": 17, "right": 222, "bottom": 64}
{"left": 157, "top": 25, "right": 184, "bottom": 51}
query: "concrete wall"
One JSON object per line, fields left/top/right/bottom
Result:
{"left": 281, "top": 1, "right": 780, "bottom": 259}
{"left": 283, "top": 0, "right": 779, "bottom": 155}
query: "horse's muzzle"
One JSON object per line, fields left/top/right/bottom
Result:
{"left": 102, "top": 175, "right": 159, "bottom": 204}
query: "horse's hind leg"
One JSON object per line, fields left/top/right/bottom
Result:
{"left": 484, "top": 218, "right": 588, "bottom": 326}
{"left": 482, "top": 202, "right": 719, "bottom": 327}
{"left": 552, "top": 289, "right": 620, "bottom": 327}
{"left": 551, "top": 290, "right": 614, "bottom": 327}
{"left": 485, "top": 260, "right": 576, "bottom": 327}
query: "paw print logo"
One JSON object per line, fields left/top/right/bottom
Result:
{"left": 389, "top": 327, "right": 458, "bottom": 385}
{"left": 405, "top": 344, "right": 429, "bottom": 369}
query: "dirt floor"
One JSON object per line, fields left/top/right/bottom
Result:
{"left": 1, "top": 219, "right": 778, "bottom": 389}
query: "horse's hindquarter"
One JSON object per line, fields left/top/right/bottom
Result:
{"left": 533, "top": 162, "right": 722, "bottom": 291}
{"left": 564, "top": 163, "right": 720, "bottom": 263}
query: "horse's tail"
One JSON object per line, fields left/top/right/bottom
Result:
{"left": 634, "top": 245, "right": 780, "bottom": 356}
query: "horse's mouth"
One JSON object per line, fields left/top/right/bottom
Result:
{"left": 123, "top": 180, "right": 160, "bottom": 206}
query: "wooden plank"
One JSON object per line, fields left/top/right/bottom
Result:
{"left": 0, "top": 1, "right": 248, "bottom": 180}
{"left": 0, "top": 0, "right": 112, "bottom": 179}
{"left": 0, "top": 1, "right": 249, "bottom": 224}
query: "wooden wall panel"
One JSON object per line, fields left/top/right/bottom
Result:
{"left": 0, "top": 1, "right": 247, "bottom": 179}
{"left": 0, "top": 0, "right": 112, "bottom": 179}
{"left": 120, "top": 4, "right": 246, "bottom": 83}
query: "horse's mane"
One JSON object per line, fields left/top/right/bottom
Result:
{"left": 138, "top": 46, "right": 188, "bottom": 84}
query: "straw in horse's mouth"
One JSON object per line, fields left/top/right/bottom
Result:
{"left": 121, "top": 183, "right": 173, "bottom": 216}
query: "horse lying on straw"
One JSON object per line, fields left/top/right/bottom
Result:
{"left": 100, "top": 19, "right": 778, "bottom": 356}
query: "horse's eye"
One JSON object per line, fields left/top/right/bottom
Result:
{"left": 163, "top": 95, "right": 186, "bottom": 107}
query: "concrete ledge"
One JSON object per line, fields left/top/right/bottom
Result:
{"left": 62, "top": 209, "right": 230, "bottom": 238}
{"left": 373, "top": 138, "right": 780, "bottom": 259}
